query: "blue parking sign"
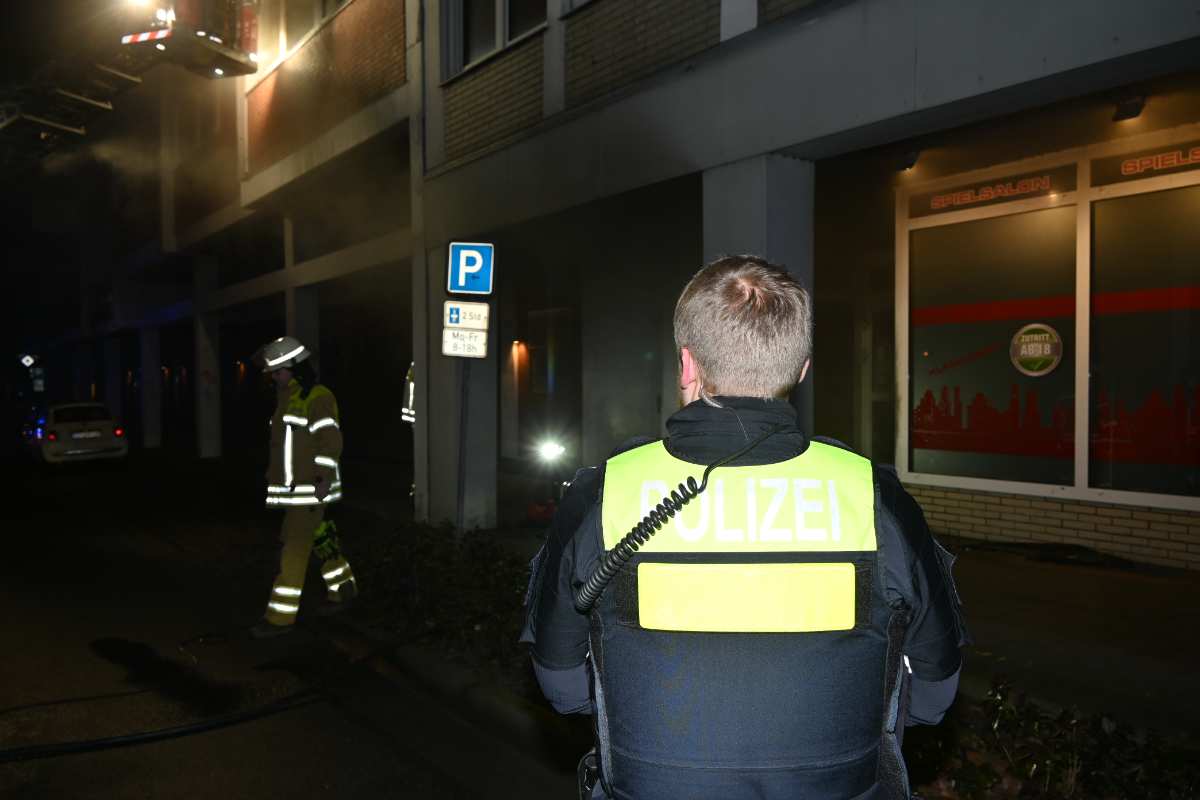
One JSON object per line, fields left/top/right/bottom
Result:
{"left": 447, "top": 242, "right": 494, "bottom": 295}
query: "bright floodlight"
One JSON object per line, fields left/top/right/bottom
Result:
{"left": 538, "top": 440, "right": 566, "bottom": 462}
{"left": 20, "top": 355, "right": 35, "bottom": 368}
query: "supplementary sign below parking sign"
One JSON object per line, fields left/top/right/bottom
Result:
{"left": 443, "top": 300, "right": 489, "bottom": 330}
{"left": 442, "top": 328, "right": 488, "bottom": 359}
{"left": 447, "top": 242, "right": 494, "bottom": 295}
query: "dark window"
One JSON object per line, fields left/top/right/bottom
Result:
{"left": 508, "top": 0, "right": 546, "bottom": 40}
{"left": 1090, "top": 184, "right": 1200, "bottom": 496}
{"left": 463, "top": 0, "right": 496, "bottom": 65}
{"left": 909, "top": 206, "right": 1076, "bottom": 484}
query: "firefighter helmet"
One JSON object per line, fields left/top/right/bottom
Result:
{"left": 259, "top": 336, "right": 312, "bottom": 372}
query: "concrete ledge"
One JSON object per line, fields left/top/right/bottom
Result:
{"left": 196, "top": 228, "right": 412, "bottom": 312}
{"left": 242, "top": 83, "right": 414, "bottom": 208}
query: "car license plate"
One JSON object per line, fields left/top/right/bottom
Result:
{"left": 73, "top": 431, "right": 102, "bottom": 439}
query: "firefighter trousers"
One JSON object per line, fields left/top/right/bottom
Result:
{"left": 264, "top": 506, "right": 356, "bottom": 626}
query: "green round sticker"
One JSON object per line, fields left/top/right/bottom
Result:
{"left": 1010, "top": 323, "right": 1063, "bottom": 377}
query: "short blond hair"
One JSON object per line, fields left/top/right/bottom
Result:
{"left": 673, "top": 255, "right": 812, "bottom": 400}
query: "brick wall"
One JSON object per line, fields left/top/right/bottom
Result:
{"left": 565, "top": 0, "right": 720, "bottom": 109}
{"left": 443, "top": 35, "right": 544, "bottom": 164}
{"left": 246, "top": 0, "right": 405, "bottom": 175}
{"left": 758, "top": 0, "right": 820, "bottom": 26}
{"left": 906, "top": 484, "right": 1200, "bottom": 571}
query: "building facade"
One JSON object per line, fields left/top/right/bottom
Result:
{"left": 79, "top": 0, "right": 1200, "bottom": 568}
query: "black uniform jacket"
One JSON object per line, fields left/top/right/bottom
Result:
{"left": 522, "top": 397, "right": 967, "bottom": 798}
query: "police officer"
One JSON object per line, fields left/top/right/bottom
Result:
{"left": 523, "top": 256, "right": 968, "bottom": 799}
{"left": 252, "top": 336, "right": 357, "bottom": 639}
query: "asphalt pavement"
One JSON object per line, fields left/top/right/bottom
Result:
{"left": 5, "top": 445, "right": 1197, "bottom": 800}
{"left": 0, "top": 451, "right": 574, "bottom": 799}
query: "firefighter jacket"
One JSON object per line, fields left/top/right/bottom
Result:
{"left": 523, "top": 397, "right": 968, "bottom": 800}
{"left": 265, "top": 380, "right": 344, "bottom": 507}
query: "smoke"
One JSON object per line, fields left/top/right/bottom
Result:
{"left": 42, "top": 137, "right": 161, "bottom": 179}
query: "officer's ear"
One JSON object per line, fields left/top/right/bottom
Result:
{"left": 680, "top": 347, "right": 700, "bottom": 388}
{"left": 679, "top": 347, "right": 703, "bottom": 406}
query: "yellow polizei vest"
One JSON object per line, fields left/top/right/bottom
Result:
{"left": 601, "top": 440, "right": 876, "bottom": 634}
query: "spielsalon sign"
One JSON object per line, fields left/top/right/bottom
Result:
{"left": 909, "top": 165, "right": 1078, "bottom": 218}
{"left": 1091, "top": 139, "right": 1200, "bottom": 186}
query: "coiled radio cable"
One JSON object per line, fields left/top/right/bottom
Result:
{"left": 573, "top": 424, "right": 782, "bottom": 613}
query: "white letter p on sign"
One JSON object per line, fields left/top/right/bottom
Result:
{"left": 458, "top": 249, "right": 483, "bottom": 285}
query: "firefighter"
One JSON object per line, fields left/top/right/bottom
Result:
{"left": 252, "top": 336, "right": 357, "bottom": 639}
{"left": 523, "top": 256, "right": 968, "bottom": 799}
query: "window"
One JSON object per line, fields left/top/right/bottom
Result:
{"left": 446, "top": 0, "right": 547, "bottom": 76}
{"left": 1090, "top": 185, "right": 1200, "bottom": 496}
{"left": 909, "top": 206, "right": 1076, "bottom": 485}
{"left": 900, "top": 139, "right": 1200, "bottom": 504}
{"left": 508, "top": 0, "right": 546, "bottom": 39}
{"left": 463, "top": 0, "right": 497, "bottom": 65}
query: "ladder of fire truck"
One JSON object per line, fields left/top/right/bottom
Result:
{"left": 0, "top": 41, "right": 161, "bottom": 174}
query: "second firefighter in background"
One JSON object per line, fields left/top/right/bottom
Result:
{"left": 253, "top": 336, "right": 357, "bottom": 638}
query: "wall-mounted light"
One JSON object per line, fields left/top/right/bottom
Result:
{"left": 898, "top": 150, "right": 921, "bottom": 172}
{"left": 1112, "top": 95, "right": 1145, "bottom": 122}
{"left": 155, "top": 43, "right": 166, "bottom": 51}
{"left": 213, "top": 67, "right": 224, "bottom": 76}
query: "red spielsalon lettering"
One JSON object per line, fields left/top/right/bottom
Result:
{"left": 1120, "top": 146, "right": 1200, "bottom": 176}
{"left": 931, "top": 176, "right": 1051, "bottom": 211}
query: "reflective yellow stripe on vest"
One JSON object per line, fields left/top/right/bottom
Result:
{"left": 601, "top": 440, "right": 876, "bottom": 633}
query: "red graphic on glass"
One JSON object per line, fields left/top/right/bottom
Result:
{"left": 912, "top": 384, "right": 1200, "bottom": 465}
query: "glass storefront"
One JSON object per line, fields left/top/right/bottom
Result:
{"left": 899, "top": 133, "right": 1200, "bottom": 501}
{"left": 1091, "top": 184, "right": 1200, "bottom": 496}
{"left": 910, "top": 206, "right": 1076, "bottom": 485}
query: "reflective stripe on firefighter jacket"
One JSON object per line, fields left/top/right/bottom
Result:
{"left": 590, "top": 440, "right": 907, "bottom": 799}
{"left": 266, "top": 381, "right": 343, "bottom": 507}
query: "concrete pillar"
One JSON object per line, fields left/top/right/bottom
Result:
{"left": 543, "top": 0, "right": 566, "bottom": 117}
{"left": 194, "top": 260, "right": 221, "bottom": 458}
{"left": 407, "top": 0, "right": 431, "bottom": 520}
{"left": 499, "top": 288, "right": 520, "bottom": 460}
{"left": 283, "top": 216, "right": 320, "bottom": 364}
{"left": 702, "top": 154, "right": 815, "bottom": 435}
{"left": 425, "top": 244, "right": 498, "bottom": 530}
{"left": 720, "top": 0, "right": 757, "bottom": 41}
{"left": 159, "top": 77, "right": 178, "bottom": 253}
{"left": 103, "top": 337, "right": 123, "bottom": 422}
{"left": 140, "top": 326, "right": 163, "bottom": 449}
{"left": 422, "top": 0, "right": 447, "bottom": 169}
{"left": 286, "top": 285, "right": 320, "bottom": 361}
